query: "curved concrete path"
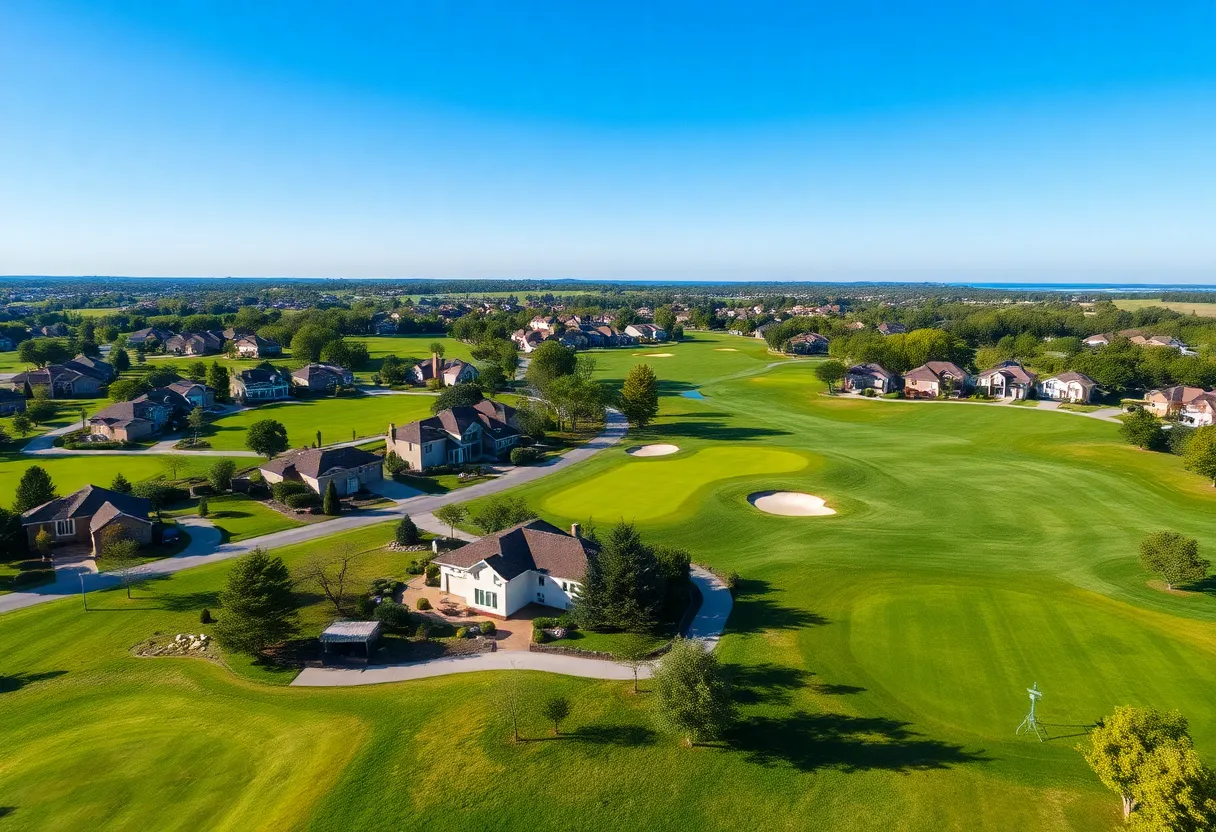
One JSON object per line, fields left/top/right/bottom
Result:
{"left": 0, "top": 410, "right": 628, "bottom": 615}
{"left": 291, "top": 566, "right": 731, "bottom": 687}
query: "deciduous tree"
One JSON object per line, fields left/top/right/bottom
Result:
{"left": 619, "top": 363, "right": 659, "bottom": 428}
{"left": 1183, "top": 426, "right": 1216, "bottom": 486}
{"left": 1120, "top": 408, "right": 1165, "bottom": 450}
{"left": 1139, "top": 531, "right": 1209, "bottom": 590}
{"left": 246, "top": 419, "right": 289, "bottom": 459}
{"left": 434, "top": 504, "right": 468, "bottom": 539}
{"left": 651, "top": 638, "right": 735, "bottom": 746}
{"left": 540, "top": 695, "right": 571, "bottom": 736}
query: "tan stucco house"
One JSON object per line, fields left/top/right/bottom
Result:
{"left": 259, "top": 446, "right": 384, "bottom": 497}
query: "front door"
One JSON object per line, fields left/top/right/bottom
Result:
{"left": 537, "top": 592, "right": 545, "bottom": 605}
{"left": 346, "top": 476, "right": 358, "bottom": 495}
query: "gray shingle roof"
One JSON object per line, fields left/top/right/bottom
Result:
{"left": 21, "top": 485, "right": 152, "bottom": 526}
{"left": 434, "top": 519, "right": 597, "bottom": 581}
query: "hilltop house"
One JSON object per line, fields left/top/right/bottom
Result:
{"left": 877, "top": 322, "right": 907, "bottom": 336}
{"left": 259, "top": 446, "right": 383, "bottom": 497}
{"left": 511, "top": 329, "right": 547, "bottom": 353}
{"left": 1083, "top": 333, "right": 1112, "bottom": 348}
{"left": 21, "top": 485, "right": 153, "bottom": 556}
{"left": 291, "top": 363, "right": 353, "bottom": 393}
{"left": 432, "top": 519, "right": 597, "bottom": 619}
{"left": 975, "top": 361, "right": 1038, "bottom": 400}
{"left": 165, "top": 331, "right": 225, "bottom": 356}
{"left": 385, "top": 401, "right": 520, "bottom": 470}
{"left": 31, "top": 323, "right": 70, "bottom": 338}
{"left": 844, "top": 363, "right": 900, "bottom": 394}
{"left": 1038, "top": 371, "right": 1101, "bottom": 403}
{"left": 230, "top": 366, "right": 292, "bottom": 404}
{"left": 1179, "top": 393, "right": 1216, "bottom": 427}
{"left": 410, "top": 356, "right": 478, "bottom": 387}
{"left": 903, "top": 362, "right": 972, "bottom": 399}
{"left": 233, "top": 334, "right": 282, "bottom": 358}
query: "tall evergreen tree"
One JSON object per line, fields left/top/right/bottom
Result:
{"left": 110, "top": 472, "right": 133, "bottom": 493}
{"left": 395, "top": 515, "right": 420, "bottom": 546}
{"left": 574, "top": 521, "right": 665, "bottom": 632}
{"left": 14, "top": 465, "right": 57, "bottom": 512}
{"left": 322, "top": 480, "right": 341, "bottom": 516}
{"left": 212, "top": 548, "right": 299, "bottom": 656}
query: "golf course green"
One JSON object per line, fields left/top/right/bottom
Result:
{"left": 1, "top": 331, "right": 1214, "bottom": 831}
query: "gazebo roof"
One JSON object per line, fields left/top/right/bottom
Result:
{"left": 320, "top": 620, "right": 381, "bottom": 643}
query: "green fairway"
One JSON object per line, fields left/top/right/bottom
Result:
{"left": 2, "top": 331, "right": 1216, "bottom": 830}
{"left": 204, "top": 395, "right": 439, "bottom": 449}
{"left": 165, "top": 494, "right": 303, "bottom": 542}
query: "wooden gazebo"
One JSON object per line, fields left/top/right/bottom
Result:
{"left": 319, "top": 620, "right": 382, "bottom": 666}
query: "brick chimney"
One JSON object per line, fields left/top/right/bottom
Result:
{"left": 431, "top": 352, "right": 439, "bottom": 385}
{"left": 570, "top": 522, "right": 581, "bottom": 538}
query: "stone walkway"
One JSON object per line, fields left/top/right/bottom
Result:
{"left": 291, "top": 566, "right": 730, "bottom": 687}
{"left": 0, "top": 410, "right": 627, "bottom": 615}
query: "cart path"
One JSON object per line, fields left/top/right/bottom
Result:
{"left": 0, "top": 410, "right": 627, "bottom": 615}
{"left": 291, "top": 566, "right": 730, "bottom": 687}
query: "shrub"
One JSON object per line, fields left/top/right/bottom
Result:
{"left": 725, "top": 570, "right": 741, "bottom": 593}
{"left": 271, "top": 480, "right": 309, "bottom": 502}
{"left": 479, "top": 620, "right": 496, "bottom": 635}
{"left": 416, "top": 597, "right": 432, "bottom": 611}
{"left": 354, "top": 596, "right": 377, "bottom": 620}
{"left": 284, "top": 492, "right": 321, "bottom": 509}
{"left": 395, "top": 515, "right": 420, "bottom": 546}
{"left": 197, "top": 496, "right": 209, "bottom": 518}
{"left": 416, "top": 623, "right": 430, "bottom": 641}
{"left": 424, "top": 563, "right": 440, "bottom": 587}
{"left": 532, "top": 616, "right": 559, "bottom": 633}
{"left": 456, "top": 626, "right": 468, "bottom": 639}
{"left": 406, "top": 559, "right": 425, "bottom": 575}
{"left": 200, "top": 608, "right": 214, "bottom": 624}
{"left": 509, "top": 446, "right": 541, "bottom": 466}
{"left": 882, "top": 391, "right": 902, "bottom": 399}
{"left": 322, "top": 480, "right": 341, "bottom": 516}
{"left": 862, "top": 388, "right": 876, "bottom": 397}
{"left": 374, "top": 601, "right": 413, "bottom": 632}
{"left": 1167, "top": 424, "right": 1195, "bottom": 456}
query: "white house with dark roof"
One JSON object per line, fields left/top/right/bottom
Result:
{"left": 432, "top": 519, "right": 597, "bottom": 618}
{"left": 410, "top": 356, "right": 478, "bottom": 387}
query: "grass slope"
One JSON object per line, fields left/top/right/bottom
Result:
{"left": 1, "top": 332, "right": 1215, "bottom": 831}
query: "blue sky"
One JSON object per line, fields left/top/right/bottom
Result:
{"left": 2, "top": 1, "right": 1215, "bottom": 282}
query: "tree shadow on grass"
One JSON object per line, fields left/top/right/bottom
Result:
{"left": 727, "top": 579, "right": 830, "bottom": 635}
{"left": 568, "top": 723, "right": 658, "bottom": 747}
{"left": 729, "top": 712, "right": 988, "bottom": 773}
{"left": 729, "top": 663, "right": 867, "bottom": 705}
{"left": 643, "top": 421, "right": 791, "bottom": 443}
{"left": 154, "top": 590, "right": 221, "bottom": 613}
{"left": 0, "top": 670, "right": 67, "bottom": 694}
{"left": 1186, "top": 575, "right": 1216, "bottom": 597}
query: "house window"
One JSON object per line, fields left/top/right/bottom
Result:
{"left": 537, "top": 575, "right": 544, "bottom": 586}
{"left": 54, "top": 519, "right": 76, "bottom": 537}
{"left": 561, "top": 582, "right": 568, "bottom": 591}
{"left": 474, "top": 589, "right": 498, "bottom": 609}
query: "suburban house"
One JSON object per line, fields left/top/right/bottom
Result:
{"left": 21, "top": 485, "right": 154, "bottom": 556}
{"left": 844, "top": 363, "right": 900, "bottom": 394}
{"left": 6, "top": 365, "right": 104, "bottom": 399}
{"left": 385, "top": 400, "right": 520, "bottom": 470}
{"left": 1179, "top": 394, "right": 1216, "bottom": 427}
{"left": 31, "top": 323, "right": 70, "bottom": 337}
{"left": 1038, "top": 371, "right": 1101, "bottom": 403}
{"left": 259, "top": 446, "right": 383, "bottom": 497}
{"left": 89, "top": 398, "right": 175, "bottom": 442}
{"left": 1146, "top": 385, "right": 1210, "bottom": 418}
{"left": 233, "top": 334, "right": 282, "bottom": 358}
{"left": 126, "top": 326, "right": 176, "bottom": 347}
{"left": 165, "top": 331, "right": 225, "bottom": 356}
{"left": 1083, "top": 333, "right": 1112, "bottom": 347}
{"left": 221, "top": 327, "right": 250, "bottom": 341}
{"left": 291, "top": 363, "right": 353, "bottom": 393}
{"left": 64, "top": 355, "right": 115, "bottom": 383}
{"left": 230, "top": 366, "right": 292, "bottom": 403}
{"left": 164, "top": 378, "right": 216, "bottom": 410}
{"left": 785, "top": 332, "right": 830, "bottom": 355}
{"left": 558, "top": 330, "right": 589, "bottom": 350}
{"left": 528, "top": 315, "right": 557, "bottom": 332}
{"left": 580, "top": 324, "right": 634, "bottom": 347}
{"left": 432, "top": 519, "right": 597, "bottom": 619}
{"left": 511, "top": 329, "right": 547, "bottom": 353}
{"left": 625, "top": 323, "right": 667, "bottom": 341}
{"left": 903, "top": 361, "right": 972, "bottom": 398}
{"left": 877, "top": 322, "right": 907, "bottom": 336}
{"left": 409, "top": 356, "right": 479, "bottom": 387}
{"left": 975, "top": 361, "right": 1038, "bottom": 400}
{"left": 1130, "top": 334, "right": 1190, "bottom": 352}
{"left": 0, "top": 389, "right": 26, "bottom": 415}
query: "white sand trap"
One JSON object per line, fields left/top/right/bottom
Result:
{"left": 643, "top": 353, "right": 674, "bottom": 357}
{"left": 714, "top": 348, "right": 738, "bottom": 352}
{"left": 748, "top": 491, "right": 836, "bottom": 517}
{"left": 627, "top": 443, "right": 680, "bottom": 457}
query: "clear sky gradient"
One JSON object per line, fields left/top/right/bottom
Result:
{"left": 2, "top": 1, "right": 1215, "bottom": 282}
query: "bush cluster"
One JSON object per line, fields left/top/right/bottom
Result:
{"left": 416, "top": 597, "right": 432, "bottom": 611}
{"left": 284, "top": 492, "right": 321, "bottom": 509}
{"left": 271, "top": 480, "right": 310, "bottom": 503}
{"left": 509, "top": 446, "right": 541, "bottom": 466}
{"left": 374, "top": 601, "right": 413, "bottom": 632}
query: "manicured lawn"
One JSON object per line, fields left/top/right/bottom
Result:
{"left": 0, "top": 556, "right": 54, "bottom": 594}
{"left": 203, "top": 396, "right": 439, "bottom": 450}
{"left": 3, "top": 333, "right": 1216, "bottom": 830}
{"left": 165, "top": 494, "right": 303, "bottom": 542}
{"left": 551, "top": 628, "right": 668, "bottom": 656}
{"left": 1113, "top": 298, "right": 1216, "bottom": 317}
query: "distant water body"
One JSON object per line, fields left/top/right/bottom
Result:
{"left": 951, "top": 282, "right": 1216, "bottom": 293}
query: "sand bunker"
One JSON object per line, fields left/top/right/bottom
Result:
{"left": 714, "top": 348, "right": 738, "bottom": 352}
{"left": 643, "top": 353, "right": 674, "bottom": 357}
{"left": 627, "top": 443, "right": 681, "bottom": 457}
{"left": 748, "top": 491, "right": 836, "bottom": 517}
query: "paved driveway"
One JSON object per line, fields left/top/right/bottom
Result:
{"left": 0, "top": 411, "right": 627, "bottom": 615}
